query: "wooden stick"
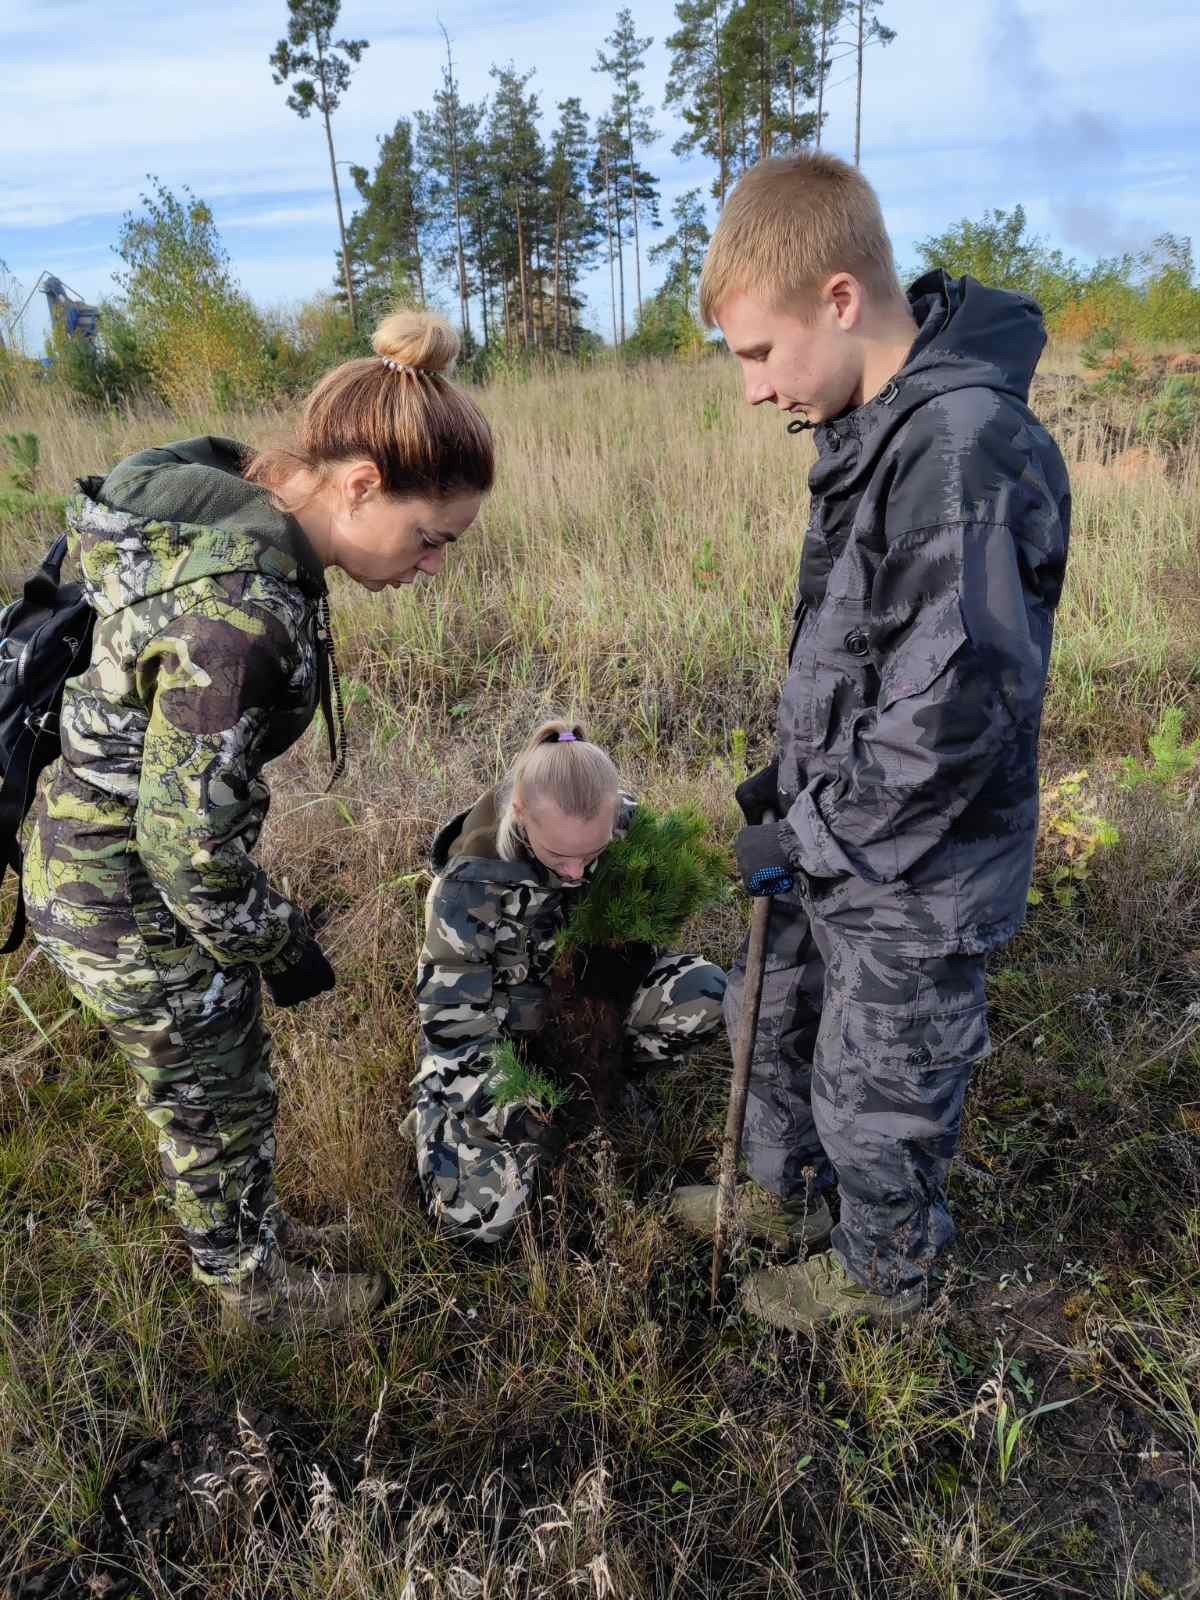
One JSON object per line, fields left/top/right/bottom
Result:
{"left": 710, "top": 809, "right": 777, "bottom": 1310}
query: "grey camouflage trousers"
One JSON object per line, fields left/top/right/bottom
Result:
{"left": 725, "top": 888, "right": 990, "bottom": 1295}
{"left": 414, "top": 952, "right": 726, "bottom": 1244}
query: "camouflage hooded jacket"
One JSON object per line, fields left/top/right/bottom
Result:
{"left": 414, "top": 787, "right": 637, "bottom": 1091}
{"left": 777, "top": 271, "right": 1071, "bottom": 955}
{"left": 29, "top": 437, "right": 328, "bottom": 976}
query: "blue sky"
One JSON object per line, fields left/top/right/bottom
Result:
{"left": 2, "top": 0, "right": 1198, "bottom": 350}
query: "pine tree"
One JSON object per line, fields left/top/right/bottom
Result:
{"left": 594, "top": 9, "right": 660, "bottom": 321}
{"left": 649, "top": 188, "right": 711, "bottom": 310}
{"left": 269, "top": 0, "right": 368, "bottom": 329}
{"left": 487, "top": 64, "right": 545, "bottom": 352}
{"left": 414, "top": 26, "right": 475, "bottom": 338}
{"left": 851, "top": 0, "right": 895, "bottom": 165}
{"left": 590, "top": 117, "right": 628, "bottom": 346}
{"left": 812, "top": 0, "right": 845, "bottom": 148}
{"left": 345, "top": 118, "right": 427, "bottom": 321}
{"left": 546, "top": 98, "right": 601, "bottom": 353}
{"left": 665, "top": 0, "right": 732, "bottom": 206}
{"left": 723, "top": 0, "right": 817, "bottom": 166}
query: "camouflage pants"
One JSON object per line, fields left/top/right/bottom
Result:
{"left": 26, "top": 872, "right": 278, "bottom": 1287}
{"left": 414, "top": 952, "right": 726, "bottom": 1244}
{"left": 725, "top": 889, "right": 990, "bottom": 1295}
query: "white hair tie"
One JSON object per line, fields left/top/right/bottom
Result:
{"left": 380, "top": 357, "right": 419, "bottom": 374}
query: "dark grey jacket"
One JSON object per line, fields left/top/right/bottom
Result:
{"left": 777, "top": 271, "right": 1070, "bottom": 955}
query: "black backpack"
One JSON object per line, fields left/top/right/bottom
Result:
{"left": 0, "top": 533, "right": 96, "bottom": 952}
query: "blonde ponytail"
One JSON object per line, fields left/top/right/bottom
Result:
{"left": 496, "top": 719, "right": 620, "bottom": 862}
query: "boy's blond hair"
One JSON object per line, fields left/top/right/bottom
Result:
{"left": 699, "top": 151, "right": 904, "bottom": 327}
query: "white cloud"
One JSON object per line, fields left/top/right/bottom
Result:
{"left": 4, "top": 0, "right": 1196, "bottom": 347}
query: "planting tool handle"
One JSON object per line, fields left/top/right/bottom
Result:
{"left": 710, "top": 807, "right": 777, "bottom": 1310}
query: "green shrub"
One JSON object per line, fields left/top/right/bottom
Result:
{"left": 1120, "top": 707, "right": 1200, "bottom": 791}
{"left": 1136, "top": 376, "right": 1200, "bottom": 449}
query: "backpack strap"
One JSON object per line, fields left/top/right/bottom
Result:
{"left": 0, "top": 719, "right": 40, "bottom": 953}
{"left": 22, "top": 534, "right": 70, "bottom": 609}
{"left": 0, "top": 830, "right": 27, "bottom": 955}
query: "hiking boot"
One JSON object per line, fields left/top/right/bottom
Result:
{"left": 215, "top": 1251, "right": 388, "bottom": 1333}
{"left": 741, "top": 1252, "right": 925, "bottom": 1333}
{"left": 668, "top": 1182, "right": 833, "bottom": 1250}
{"left": 275, "top": 1211, "right": 361, "bottom": 1265}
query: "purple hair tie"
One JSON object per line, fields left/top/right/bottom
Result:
{"left": 557, "top": 731, "right": 578, "bottom": 742}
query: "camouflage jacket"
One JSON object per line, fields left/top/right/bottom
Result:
{"left": 777, "top": 271, "right": 1070, "bottom": 954}
{"left": 34, "top": 437, "right": 328, "bottom": 975}
{"left": 414, "top": 787, "right": 637, "bottom": 1090}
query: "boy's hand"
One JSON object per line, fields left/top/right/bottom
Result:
{"left": 734, "top": 824, "right": 794, "bottom": 897}
{"left": 735, "top": 759, "right": 780, "bottom": 825}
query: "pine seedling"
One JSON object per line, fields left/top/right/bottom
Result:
{"left": 558, "top": 804, "right": 731, "bottom": 956}
{"left": 488, "top": 1037, "right": 571, "bottom": 1118}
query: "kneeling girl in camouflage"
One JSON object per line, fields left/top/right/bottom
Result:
{"left": 411, "top": 720, "right": 727, "bottom": 1243}
{"left": 24, "top": 312, "right": 493, "bottom": 1331}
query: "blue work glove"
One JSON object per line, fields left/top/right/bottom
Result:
{"left": 734, "top": 823, "right": 794, "bottom": 897}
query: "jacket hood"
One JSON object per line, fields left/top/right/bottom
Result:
{"left": 69, "top": 436, "right": 325, "bottom": 618}
{"left": 898, "top": 270, "right": 1046, "bottom": 409}
{"left": 815, "top": 271, "right": 1047, "bottom": 455}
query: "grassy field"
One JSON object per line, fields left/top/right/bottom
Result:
{"left": 1, "top": 352, "right": 1199, "bottom": 1598}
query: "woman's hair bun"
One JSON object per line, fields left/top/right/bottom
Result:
{"left": 371, "top": 310, "right": 460, "bottom": 375}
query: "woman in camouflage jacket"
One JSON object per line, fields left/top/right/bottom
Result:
{"left": 410, "top": 719, "right": 727, "bottom": 1244}
{"left": 25, "top": 312, "right": 493, "bottom": 1331}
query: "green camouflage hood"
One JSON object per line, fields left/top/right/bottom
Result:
{"left": 69, "top": 436, "right": 325, "bottom": 619}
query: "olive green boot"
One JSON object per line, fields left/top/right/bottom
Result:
{"left": 275, "top": 1212, "right": 362, "bottom": 1266}
{"left": 741, "top": 1253, "right": 925, "bottom": 1333}
{"left": 668, "top": 1182, "right": 833, "bottom": 1251}
{"left": 215, "top": 1251, "right": 387, "bottom": 1334}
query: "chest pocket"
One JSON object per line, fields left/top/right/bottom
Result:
{"left": 801, "top": 597, "right": 881, "bottom": 758}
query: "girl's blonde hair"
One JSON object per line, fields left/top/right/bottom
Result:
{"left": 496, "top": 719, "right": 620, "bottom": 863}
{"left": 244, "top": 309, "right": 494, "bottom": 502}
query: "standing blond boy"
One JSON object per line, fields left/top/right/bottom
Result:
{"left": 672, "top": 153, "right": 1070, "bottom": 1330}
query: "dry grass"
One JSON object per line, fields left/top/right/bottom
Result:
{"left": 2, "top": 355, "right": 1199, "bottom": 1596}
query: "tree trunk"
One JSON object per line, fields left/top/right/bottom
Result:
{"left": 553, "top": 206, "right": 563, "bottom": 353}
{"left": 317, "top": 39, "right": 357, "bottom": 330}
{"left": 624, "top": 100, "right": 643, "bottom": 321}
{"left": 759, "top": 8, "right": 771, "bottom": 159}
{"left": 414, "top": 225, "right": 426, "bottom": 304}
{"left": 606, "top": 146, "right": 627, "bottom": 346}
{"left": 515, "top": 199, "right": 531, "bottom": 348}
{"left": 534, "top": 231, "right": 546, "bottom": 351}
{"left": 603, "top": 160, "right": 618, "bottom": 348}
{"left": 472, "top": 209, "right": 490, "bottom": 346}
{"left": 715, "top": 9, "right": 728, "bottom": 207}
{"left": 788, "top": 0, "right": 797, "bottom": 144}
{"left": 816, "top": 9, "right": 828, "bottom": 147}
{"left": 854, "top": 0, "right": 864, "bottom": 166}
{"left": 441, "top": 26, "right": 472, "bottom": 337}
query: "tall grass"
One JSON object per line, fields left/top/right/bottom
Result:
{"left": 1, "top": 354, "right": 1198, "bottom": 1596}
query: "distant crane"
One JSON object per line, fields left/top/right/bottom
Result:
{"left": 6, "top": 272, "right": 101, "bottom": 356}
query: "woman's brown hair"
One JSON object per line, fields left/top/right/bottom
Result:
{"left": 245, "top": 310, "right": 494, "bottom": 501}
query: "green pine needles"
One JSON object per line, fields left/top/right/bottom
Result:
{"left": 488, "top": 1038, "right": 572, "bottom": 1117}
{"left": 558, "top": 804, "right": 731, "bottom": 956}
